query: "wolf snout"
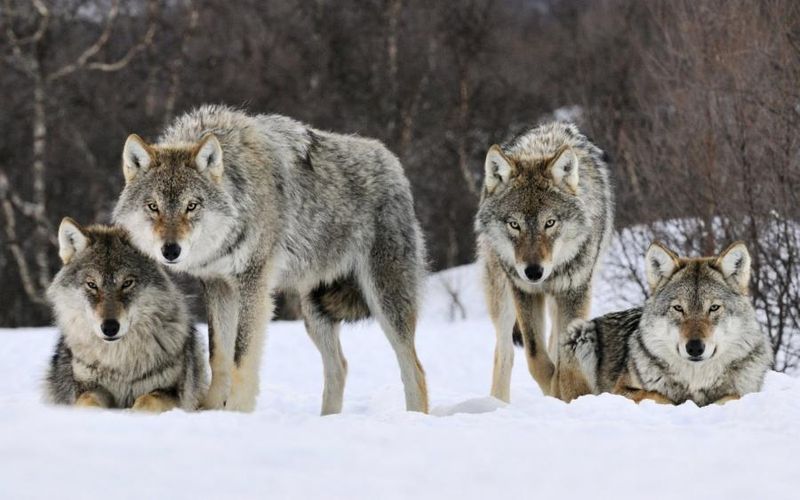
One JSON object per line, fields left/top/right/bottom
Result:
{"left": 524, "top": 263, "right": 544, "bottom": 282}
{"left": 685, "top": 339, "right": 705, "bottom": 360}
{"left": 161, "top": 243, "right": 182, "bottom": 262}
{"left": 101, "top": 319, "right": 120, "bottom": 338}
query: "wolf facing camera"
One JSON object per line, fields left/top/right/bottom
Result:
{"left": 45, "top": 219, "right": 207, "bottom": 412}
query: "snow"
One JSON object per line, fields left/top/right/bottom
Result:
{"left": 1, "top": 262, "right": 799, "bottom": 499}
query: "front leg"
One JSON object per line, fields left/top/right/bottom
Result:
{"left": 485, "top": 264, "right": 517, "bottom": 403}
{"left": 202, "top": 278, "right": 240, "bottom": 410}
{"left": 512, "top": 289, "right": 555, "bottom": 396}
{"left": 225, "top": 265, "right": 272, "bottom": 412}
{"left": 132, "top": 391, "right": 179, "bottom": 413}
{"left": 551, "top": 289, "right": 593, "bottom": 401}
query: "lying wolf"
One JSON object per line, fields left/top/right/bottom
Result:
{"left": 45, "top": 219, "right": 206, "bottom": 411}
{"left": 562, "top": 241, "right": 773, "bottom": 406}
{"left": 113, "top": 105, "right": 428, "bottom": 413}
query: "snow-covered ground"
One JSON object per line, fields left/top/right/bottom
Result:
{"left": 1, "top": 262, "right": 799, "bottom": 499}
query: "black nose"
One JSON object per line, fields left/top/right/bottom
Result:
{"left": 524, "top": 264, "right": 544, "bottom": 281}
{"left": 161, "top": 243, "right": 181, "bottom": 261}
{"left": 101, "top": 319, "right": 120, "bottom": 337}
{"left": 686, "top": 339, "right": 705, "bottom": 358}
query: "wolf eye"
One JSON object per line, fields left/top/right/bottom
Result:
{"left": 507, "top": 221, "right": 520, "bottom": 230}
{"left": 121, "top": 279, "right": 135, "bottom": 290}
{"left": 672, "top": 305, "right": 684, "bottom": 313}
{"left": 709, "top": 304, "right": 721, "bottom": 312}
{"left": 86, "top": 281, "right": 97, "bottom": 290}
{"left": 544, "top": 219, "right": 556, "bottom": 228}
{"left": 186, "top": 202, "right": 198, "bottom": 212}
{"left": 147, "top": 202, "right": 159, "bottom": 212}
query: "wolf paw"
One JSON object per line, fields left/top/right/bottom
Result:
{"left": 562, "top": 319, "right": 598, "bottom": 382}
{"left": 132, "top": 393, "right": 177, "bottom": 413}
{"left": 201, "top": 378, "right": 231, "bottom": 410}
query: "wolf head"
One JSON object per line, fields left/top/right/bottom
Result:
{"left": 641, "top": 241, "right": 758, "bottom": 363}
{"left": 112, "top": 133, "right": 238, "bottom": 270}
{"left": 476, "top": 129, "right": 590, "bottom": 285}
{"left": 47, "top": 219, "right": 174, "bottom": 343}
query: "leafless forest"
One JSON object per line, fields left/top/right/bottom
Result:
{"left": 1, "top": 1, "right": 798, "bottom": 369}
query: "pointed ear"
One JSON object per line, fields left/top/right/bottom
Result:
{"left": 122, "top": 134, "right": 153, "bottom": 183}
{"left": 548, "top": 147, "right": 579, "bottom": 193}
{"left": 58, "top": 217, "right": 89, "bottom": 265}
{"left": 716, "top": 241, "right": 751, "bottom": 294}
{"left": 484, "top": 145, "right": 515, "bottom": 194}
{"left": 193, "top": 134, "right": 224, "bottom": 181}
{"left": 645, "top": 241, "right": 680, "bottom": 292}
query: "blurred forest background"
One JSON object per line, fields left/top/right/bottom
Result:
{"left": 1, "top": 1, "right": 799, "bottom": 369}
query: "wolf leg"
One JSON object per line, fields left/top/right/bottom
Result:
{"left": 359, "top": 263, "right": 428, "bottom": 413}
{"left": 202, "top": 278, "right": 240, "bottom": 410}
{"left": 512, "top": 289, "right": 556, "bottom": 396}
{"left": 301, "top": 296, "right": 348, "bottom": 415}
{"left": 226, "top": 267, "right": 271, "bottom": 412}
{"left": 132, "top": 391, "right": 179, "bottom": 413}
{"left": 484, "top": 265, "right": 516, "bottom": 402}
{"left": 75, "top": 389, "right": 113, "bottom": 409}
{"left": 714, "top": 395, "right": 740, "bottom": 405}
{"left": 551, "top": 291, "right": 593, "bottom": 401}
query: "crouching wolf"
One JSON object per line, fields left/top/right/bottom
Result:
{"left": 113, "top": 105, "right": 428, "bottom": 414}
{"left": 562, "top": 241, "right": 773, "bottom": 406}
{"left": 45, "top": 219, "right": 207, "bottom": 411}
{"left": 476, "top": 122, "right": 613, "bottom": 402}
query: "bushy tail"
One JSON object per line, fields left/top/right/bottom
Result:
{"left": 512, "top": 323, "right": 523, "bottom": 347}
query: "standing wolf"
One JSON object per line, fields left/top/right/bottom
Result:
{"left": 476, "top": 122, "right": 613, "bottom": 402}
{"left": 113, "top": 105, "right": 428, "bottom": 414}
{"left": 45, "top": 219, "right": 206, "bottom": 411}
{"left": 563, "top": 241, "right": 773, "bottom": 406}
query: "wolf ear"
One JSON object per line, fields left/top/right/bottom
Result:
{"left": 645, "top": 241, "right": 680, "bottom": 292}
{"left": 716, "top": 241, "right": 751, "bottom": 294}
{"left": 484, "top": 145, "right": 515, "bottom": 194}
{"left": 58, "top": 218, "right": 89, "bottom": 265}
{"left": 193, "top": 134, "right": 224, "bottom": 181}
{"left": 548, "top": 147, "right": 579, "bottom": 193}
{"left": 122, "top": 134, "right": 153, "bottom": 183}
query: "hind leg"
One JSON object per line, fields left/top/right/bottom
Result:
{"left": 484, "top": 263, "right": 516, "bottom": 402}
{"left": 358, "top": 267, "right": 428, "bottom": 413}
{"left": 301, "top": 296, "right": 348, "bottom": 415}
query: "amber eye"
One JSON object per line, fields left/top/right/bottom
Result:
{"left": 709, "top": 304, "right": 721, "bottom": 312}
{"left": 186, "top": 202, "right": 198, "bottom": 212}
{"left": 86, "top": 281, "right": 98, "bottom": 291}
{"left": 507, "top": 221, "right": 520, "bottom": 230}
{"left": 147, "top": 202, "right": 159, "bottom": 212}
{"left": 121, "top": 279, "right": 135, "bottom": 290}
{"left": 672, "top": 305, "right": 684, "bottom": 313}
{"left": 544, "top": 219, "right": 556, "bottom": 228}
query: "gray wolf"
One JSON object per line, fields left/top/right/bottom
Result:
{"left": 475, "top": 122, "right": 613, "bottom": 402}
{"left": 562, "top": 241, "right": 773, "bottom": 406}
{"left": 45, "top": 219, "right": 207, "bottom": 412}
{"left": 113, "top": 105, "right": 428, "bottom": 414}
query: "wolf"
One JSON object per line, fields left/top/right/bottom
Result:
{"left": 475, "top": 122, "right": 613, "bottom": 402}
{"left": 562, "top": 241, "right": 773, "bottom": 406}
{"left": 113, "top": 105, "right": 428, "bottom": 414}
{"left": 45, "top": 219, "right": 207, "bottom": 412}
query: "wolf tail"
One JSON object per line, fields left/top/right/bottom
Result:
{"left": 310, "top": 275, "right": 371, "bottom": 323}
{"left": 512, "top": 323, "right": 523, "bottom": 347}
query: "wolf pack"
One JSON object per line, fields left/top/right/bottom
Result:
{"left": 43, "top": 105, "right": 772, "bottom": 414}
